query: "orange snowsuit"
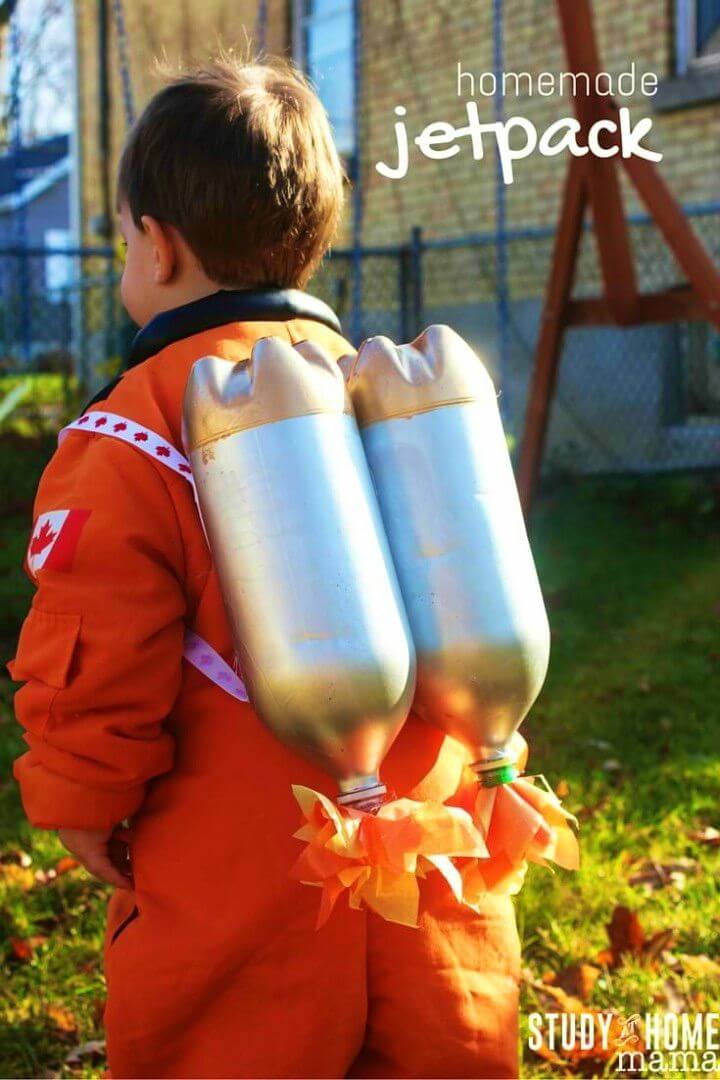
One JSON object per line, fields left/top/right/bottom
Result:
{"left": 11, "top": 290, "right": 520, "bottom": 1079}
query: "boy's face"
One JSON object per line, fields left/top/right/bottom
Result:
{"left": 118, "top": 202, "right": 159, "bottom": 327}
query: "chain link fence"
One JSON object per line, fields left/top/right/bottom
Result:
{"left": 0, "top": 247, "right": 126, "bottom": 387}
{"left": 314, "top": 205, "right": 720, "bottom": 476}
{"left": 1, "top": 207, "right": 719, "bottom": 476}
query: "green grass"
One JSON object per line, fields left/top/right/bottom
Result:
{"left": 0, "top": 375, "right": 73, "bottom": 408}
{"left": 0, "top": 438, "right": 108, "bottom": 1078}
{"left": 0, "top": 438, "right": 58, "bottom": 659}
{"left": 0, "top": 375, "right": 82, "bottom": 439}
{"left": 0, "top": 447, "right": 718, "bottom": 1078}
{"left": 519, "top": 475, "right": 720, "bottom": 1077}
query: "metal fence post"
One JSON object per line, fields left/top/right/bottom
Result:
{"left": 410, "top": 225, "right": 424, "bottom": 338}
{"left": 103, "top": 250, "right": 118, "bottom": 380}
{"left": 349, "top": 0, "right": 364, "bottom": 345}
{"left": 398, "top": 242, "right": 411, "bottom": 342}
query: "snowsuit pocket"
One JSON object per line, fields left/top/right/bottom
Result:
{"left": 8, "top": 607, "right": 81, "bottom": 689}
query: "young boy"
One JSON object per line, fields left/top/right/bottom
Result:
{"left": 10, "top": 59, "right": 520, "bottom": 1079}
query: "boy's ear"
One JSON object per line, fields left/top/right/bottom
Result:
{"left": 140, "top": 214, "right": 177, "bottom": 285}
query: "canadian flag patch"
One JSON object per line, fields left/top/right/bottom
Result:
{"left": 27, "top": 510, "right": 91, "bottom": 576}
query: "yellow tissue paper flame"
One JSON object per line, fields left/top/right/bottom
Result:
{"left": 290, "top": 785, "right": 487, "bottom": 928}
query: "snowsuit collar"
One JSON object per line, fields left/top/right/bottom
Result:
{"left": 127, "top": 288, "right": 343, "bottom": 369}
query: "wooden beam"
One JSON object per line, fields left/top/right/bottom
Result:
{"left": 585, "top": 149, "right": 639, "bottom": 324}
{"left": 555, "top": 0, "right": 603, "bottom": 78}
{"left": 517, "top": 156, "right": 588, "bottom": 516}
{"left": 556, "top": 0, "right": 638, "bottom": 322}
{"left": 518, "top": 0, "right": 720, "bottom": 515}
{"left": 566, "top": 288, "right": 709, "bottom": 327}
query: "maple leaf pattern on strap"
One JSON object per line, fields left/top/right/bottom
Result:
{"left": 61, "top": 412, "right": 197, "bottom": 490}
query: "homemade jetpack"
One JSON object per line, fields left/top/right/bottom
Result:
{"left": 344, "top": 325, "right": 579, "bottom": 903}
{"left": 183, "top": 337, "right": 486, "bottom": 928}
{"left": 183, "top": 329, "right": 578, "bottom": 927}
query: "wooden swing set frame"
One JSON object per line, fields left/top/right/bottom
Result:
{"left": 517, "top": 0, "right": 720, "bottom": 514}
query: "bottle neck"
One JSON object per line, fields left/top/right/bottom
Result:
{"left": 471, "top": 749, "right": 520, "bottom": 788}
{"left": 336, "top": 779, "right": 387, "bottom": 814}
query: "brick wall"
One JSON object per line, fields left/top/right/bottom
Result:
{"left": 358, "top": 0, "right": 720, "bottom": 246}
{"left": 74, "top": 0, "right": 289, "bottom": 245}
{"left": 74, "top": 0, "right": 720, "bottom": 250}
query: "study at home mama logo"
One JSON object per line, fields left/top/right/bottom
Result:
{"left": 528, "top": 1010, "right": 720, "bottom": 1073}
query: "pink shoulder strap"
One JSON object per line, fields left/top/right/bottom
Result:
{"left": 61, "top": 411, "right": 249, "bottom": 705}
{"left": 184, "top": 629, "right": 249, "bottom": 702}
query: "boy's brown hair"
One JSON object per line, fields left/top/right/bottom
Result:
{"left": 117, "top": 56, "right": 345, "bottom": 289}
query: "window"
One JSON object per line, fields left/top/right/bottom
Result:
{"left": 677, "top": 0, "right": 720, "bottom": 75}
{"left": 293, "top": 0, "right": 355, "bottom": 158}
{"left": 663, "top": 323, "right": 720, "bottom": 426}
{"left": 44, "top": 228, "right": 72, "bottom": 298}
{"left": 684, "top": 324, "right": 720, "bottom": 421}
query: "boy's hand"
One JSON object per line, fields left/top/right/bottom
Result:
{"left": 57, "top": 827, "right": 133, "bottom": 890}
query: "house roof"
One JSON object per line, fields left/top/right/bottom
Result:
{"left": 0, "top": 133, "right": 69, "bottom": 199}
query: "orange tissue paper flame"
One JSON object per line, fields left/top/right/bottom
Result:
{"left": 290, "top": 785, "right": 488, "bottom": 929}
{"left": 460, "top": 735, "right": 580, "bottom": 906}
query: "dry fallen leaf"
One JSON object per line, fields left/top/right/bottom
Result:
{"left": 47, "top": 1004, "right": 79, "bottom": 1036}
{"left": 660, "top": 978, "right": 694, "bottom": 1014}
{"left": 643, "top": 928, "right": 677, "bottom": 966}
{"left": 568, "top": 1013, "right": 643, "bottom": 1066}
{"left": 576, "top": 795, "right": 610, "bottom": 823}
{"left": 688, "top": 826, "right": 720, "bottom": 847}
{"left": 0, "top": 863, "right": 35, "bottom": 890}
{"left": 585, "top": 738, "right": 613, "bottom": 751}
{"left": 10, "top": 933, "right": 49, "bottom": 962}
{"left": 531, "top": 1041, "right": 568, "bottom": 1069}
{"left": 34, "top": 867, "right": 58, "bottom": 886}
{"left": 543, "top": 963, "right": 601, "bottom": 1004}
{"left": 0, "top": 849, "right": 32, "bottom": 868}
{"left": 598, "top": 906, "right": 675, "bottom": 970}
{"left": 54, "top": 857, "right": 80, "bottom": 877}
{"left": 9, "top": 937, "right": 34, "bottom": 962}
{"left": 628, "top": 858, "right": 697, "bottom": 891}
{"left": 675, "top": 953, "right": 720, "bottom": 979}
{"left": 556, "top": 963, "right": 601, "bottom": 1004}
{"left": 525, "top": 976, "right": 585, "bottom": 1014}
{"left": 65, "top": 1041, "right": 105, "bottom": 1067}
{"left": 606, "top": 905, "right": 645, "bottom": 959}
